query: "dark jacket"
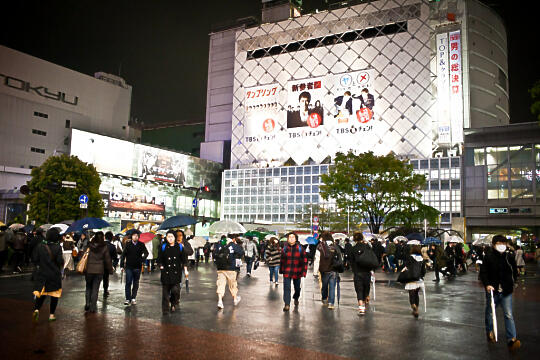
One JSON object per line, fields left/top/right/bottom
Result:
{"left": 280, "top": 243, "right": 308, "bottom": 279}
{"left": 371, "top": 241, "right": 384, "bottom": 264}
{"left": 87, "top": 241, "right": 113, "bottom": 275}
{"left": 120, "top": 240, "right": 149, "bottom": 269}
{"left": 480, "top": 248, "right": 518, "bottom": 295}
{"left": 13, "top": 232, "right": 26, "bottom": 250}
{"left": 32, "top": 242, "right": 64, "bottom": 293}
{"left": 265, "top": 243, "right": 281, "bottom": 267}
{"left": 214, "top": 242, "right": 244, "bottom": 271}
{"left": 404, "top": 254, "right": 426, "bottom": 280}
{"left": 428, "top": 245, "right": 447, "bottom": 268}
{"left": 105, "top": 240, "right": 118, "bottom": 264}
{"left": 347, "top": 242, "right": 373, "bottom": 274}
{"left": 316, "top": 241, "right": 341, "bottom": 273}
{"left": 157, "top": 243, "right": 186, "bottom": 285}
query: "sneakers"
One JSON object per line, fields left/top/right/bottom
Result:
{"left": 124, "top": 300, "right": 131, "bottom": 306}
{"left": 217, "top": 300, "right": 224, "bottom": 309}
{"left": 508, "top": 339, "right": 521, "bottom": 351}
{"left": 328, "top": 304, "right": 335, "bottom": 310}
{"left": 275, "top": 282, "right": 279, "bottom": 286}
{"left": 247, "top": 273, "right": 251, "bottom": 277}
{"left": 487, "top": 331, "right": 496, "bottom": 344}
{"left": 170, "top": 305, "right": 176, "bottom": 313}
{"left": 283, "top": 304, "right": 290, "bottom": 312}
{"left": 48, "top": 315, "right": 56, "bottom": 322}
{"left": 322, "top": 299, "right": 329, "bottom": 307}
{"left": 234, "top": 296, "right": 242, "bottom": 306}
{"left": 131, "top": 299, "right": 137, "bottom": 305}
{"left": 358, "top": 305, "right": 366, "bottom": 315}
{"left": 32, "top": 310, "right": 39, "bottom": 323}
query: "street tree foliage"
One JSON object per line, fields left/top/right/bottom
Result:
{"left": 296, "top": 203, "right": 364, "bottom": 233}
{"left": 320, "top": 151, "right": 427, "bottom": 234}
{"left": 530, "top": 80, "right": 540, "bottom": 123}
{"left": 384, "top": 198, "right": 440, "bottom": 229}
{"left": 25, "top": 154, "right": 104, "bottom": 225}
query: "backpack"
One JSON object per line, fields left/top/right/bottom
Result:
{"left": 332, "top": 246, "right": 345, "bottom": 273}
{"left": 353, "top": 246, "right": 379, "bottom": 270}
{"left": 215, "top": 245, "right": 230, "bottom": 270}
{"left": 397, "top": 258, "right": 423, "bottom": 284}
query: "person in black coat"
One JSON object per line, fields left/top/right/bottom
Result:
{"left": 346, "top": 233, "right": 376, "bottom": 315}
{"left": 32, "top": 228, "right": 64, "bottom": 322}
{"left": 85, "top": 232, "right": 113, "bottom": 313}
{"left": 102, "top": 231, "right": 118, "bottom": 297}
{"left": 120, "top": 231, "right": 148, "bottom": 306}
{"left": 157, "top": 230, "right": 188, "bottom": 314}
{"left": 479, "top": 235, "right": 521, "bottom": 350}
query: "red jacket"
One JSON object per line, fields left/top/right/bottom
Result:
{"left": 279, "top": 243, "right": 308, "bottom": 279}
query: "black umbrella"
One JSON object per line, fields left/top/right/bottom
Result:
{"left": 124, "top": 229, "right": 141, "bottom": 236}
{"left": 157, "top": 215, "right": 198, "bottom": 231}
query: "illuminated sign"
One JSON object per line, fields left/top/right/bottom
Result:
{"left": 489, "top": 208, "right": 508, "bottom": 214}
{"left": 436, "top": 33, "right": 451, "bottom": 144}
{"left": 0, "top": 73, "right": 79, "bottom": 106}
{"left": 448, "top": 30, "right": 464, "bottom": 144}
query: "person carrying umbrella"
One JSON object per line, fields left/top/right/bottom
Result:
{"left": 157, "top": 230, "right": 188, "bottom": 314}
{"left": 120, "top": 230, "right": 148, "bottom": 306}
{"left": 84, "top": 232, "right": 113, "bottom": 313}
{"left": 479, "top": 235, "right": 521, "bottom": 351}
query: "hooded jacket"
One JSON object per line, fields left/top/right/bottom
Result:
{"left": 87, "top": 240, "right": 113, "bottom": 275}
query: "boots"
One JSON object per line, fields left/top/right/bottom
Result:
{"left": 411, "top": 304, "right": 419, "bottom": 318}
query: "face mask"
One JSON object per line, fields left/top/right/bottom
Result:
{"left": 495, "top": 244, "right": 506, "bottom": 253}
{"left": 326, "top": 241, "right": 333, "bottom": 246}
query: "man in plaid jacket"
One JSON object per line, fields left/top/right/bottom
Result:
{"left": 279, "top": 232, "right": 308, "bottom": 311}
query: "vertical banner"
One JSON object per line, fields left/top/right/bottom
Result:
{"left": 436, "top": 33, "right": 451, "bottom": 144}
{"left": 449, "top": 30, "right": 464, "bottom": 144}
{"left": 286, "top": 77, "right": 325, "bottom": 129}
{"left": 244, "top": 83, "right": 280, "bottom": 139}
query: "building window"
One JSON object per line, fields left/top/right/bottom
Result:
{"left": 32, "top": 129, "right": 47, "bottom": 136}
{"left": 65, "top": 119, "right": 71, "bottom": 128}
{"left": 34, "top": 111, "right": 48, "bottom": 118}
{"left": 30, "top": 147, "right": 45, "bottom": 154}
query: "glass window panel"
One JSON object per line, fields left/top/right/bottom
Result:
{"left": 486, "top": 146, "right": 508, "bottom": 165}
{"left": 304, "top": 185, "right": 311, "bottom": 193}
{"left": 440, "top": 158, "right": 449, "bottom": 168}
{"left": 304, "top": 176, "right": 311, "bottom": 184}
{"left": 312, "top": 185, "right": 319, "bottom": 193}
{"left": 510, "top": 165, "right": 533, "bottom": 199}
{"left": 509, "top": 145, "right": 533, "bottom": 165}
{"left": 281, "top": 176, "right": 287, "bottom": 183}
{"left": 305, "top": 167, "right": 311, "bottom": 175}
{"left": 321, "top": 165, "right": 328, "bottom": 174}
{"left": 536, "top": 164, "right": 540, "bottom": 198}
{"left": 237, "top": 197, "right": 243, "bottom": 204}
{"left": 295, "top": 205, "right": 303, "bottom": 212}
{"left": 430, "top": 159, "right": 439, "bottom": 168}
{"left": 312, "top": 175, "right": 319, "bottom": 184}
{"left": 312, "top": 195, "right": 319, "bottom": 203}
{"left": 280, "top": 196, "right": 286, "bottom": 203}
{"left": 536, "top": 145, "right": 540, "bottom": 163}
{"left": 296, "top": 177, "right": 303, "bottom": 184}
{"left": 288, "top": 167, "right": 295, "bottom": 175}
{"left": 289, "top": 186, "right": 295, "bottom": 193}
{"left": 273, "top": 168, "right": 280, "bottom": 176}
{"left": 258, "top": 196, "right": 264, "bottom": 203}
{"left": 237, "top": 188, "right": 243, "bottom": 195}
{"left": 304, "top": 195, "right": 311, "bottom": 203}
{"left": 225, "top": 180, "right": 230, "bottom": 187}
{"left": 420, "top": 160, "right": 429, "bottom": 169}
{"left": 296, "top": 167, "right": 304, "bottom": 175}
{"left": 251, "top": 179, "right": 257, "bottom": 186}
{"left": 288, "top": 195, "right": 295, "bottom": 203}
{"left": 272, "top": 205, "right": 279, "bottom": 212}
{"left": 441, "top": 180, "right": 450, "bottom": 190}
{"left": 231, "top": 171, "right": 237, "bottom": 179}
{"left": 411, "top": 160, "right": 418, "bottom": 169}
{"left": 281, "top": 168, "right": 288, "bottom": 176}
{"left": 430, "top": 180, "right": 439, "bottom": 190}
{"left": 451, "top": 179, "right": 460, "bottom": 189}
{"left": 451, "top": 157, "right": 460, "bottom": 167}
{"left": 230, "top": 188, "right": 237, "bottom": 196}
{"left": 265, "top": 205, "right": 271, "bottom": 212}
{"left": 296, "top": 195, "right": 303, "bottom": 203}
{"left": 225, "top": 172, "right": 231, "bottom": 179}
{"left": 296, "top": 186, "right": 303, "bottom": 193}
{"left": 312, "top": 166, "right": 319, "bottom": 174}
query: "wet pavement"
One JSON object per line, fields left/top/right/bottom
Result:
{"left": 1, "top": 262, "right": 539, "bottom": 359}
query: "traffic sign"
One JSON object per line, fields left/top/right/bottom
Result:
{"left": 192, "top": 198, "right": 198, "bottom": 208}
{"left": 79, "top": 194, "right": 89, "bottom": 204}
{"left": 80, "top": 203, "right": 88, "bottom": 209}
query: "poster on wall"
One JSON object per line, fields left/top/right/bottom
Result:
{"left": 137, "top": 145, "right": 187, "bottom": 185}
{"left": 330, "top": 69, "right": 376, "bottom": 127}
{"left": 436, "top": 33, "right": 451, "bottom": 145}
{"left": 286, "top": 77, "right": 325, "bottom": 129}
{"left": 244, "top": 83, "right": 280, "bottom": 139}
{"left": 448, "top": 30, "right": 464, "bottom": 144}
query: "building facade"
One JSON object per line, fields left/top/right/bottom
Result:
{"left": 207, "top": 0, "right": 506, "bottom": 229}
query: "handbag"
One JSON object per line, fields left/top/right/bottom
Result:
{"left": 253, "top": 258, "right": 260, "bottom": 270}
{"left": 397, "top": 260, "right": 422, "bottom": 284}
{"left": 72, "top": 249, "right": 78, "bottom": 257}
{"left": 76, "top": 248, "right": 90, "bottom": 274}
{"left": 354, "top": 247, "right": 379, "bottom": 270}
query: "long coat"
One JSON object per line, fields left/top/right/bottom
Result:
{"left": 157, "top": 243, "right": 186, "bottom": 285}
{"left": 32, "top": 242, "right": 64, "bottom": 293}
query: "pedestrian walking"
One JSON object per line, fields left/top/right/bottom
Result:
{"left": 515, "top": 246, "right": 525, "bottom": 275}
{"left": 203, "top": 239, "right": 211, "bottom": 263}
{"left": 266, "top": 237, "right": 281, "bottom": 285}
{"left": 120, "top": 230, "right": 148, "bottom": 306}
{"left": 428, "top": 243, "right": 448, "bottom": 282}
{"left": 157, "top": 230, "right": 187, "bottom": 314}
{"left": 32, "top": 228, "right": 64, "bottom": 322}
{"left": 84, "top": 232, "right": 113, "bottom": 313}
{"left": 11, "top": 229, "right": 27, "bottom": 273}
{"left": 280, "top": 232, "right": 308, "bottom": 312}
{"left": 400, "top": 240, "right": 426, "bottom": 318}
{"left": 386, "top": 239, "right": 397, "bottom": 272}
{"left": 444, "top": 242, "right": 457, "bottom": 277}
{"left": 214, "top": 236, "right": 244, "bottom": 309}
{"left": 102, "top": 231, "right": 118, "bottom": 297}
{"left": 480, "top": 234, "right": 521, "bottom": 351}
{"left": 347, "top": 233, "right": 379, "bottom": 315}
{"left": 144, "top": 236, "right": 154, "bottom": 274}
{"left": 244, "top": 236, "right": 258, "bottom": 277}
{"left": 313, "top": 232, "right": 343, "bottom": 310}
{"left": 0, "top": 226, "right": 8, "bottom": 273}
{"left": 61, "top": 233, "right": 76, "bottom": 278}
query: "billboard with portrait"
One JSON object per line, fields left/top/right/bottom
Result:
{"left": 136, "top": 145, "right": 187, "bottom": 185}
{"left": 286, "top": 77, "right": 325, "bottom": 129}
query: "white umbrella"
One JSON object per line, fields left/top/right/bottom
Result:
{"left": 332, "top": 233, "right": 348, "bottom": 240}
{"left": 208, "top": 220, "right": 246, "bottom": 235}
{"left": 51, "top": 223, "right": 69, "bottom": 234}
{"left": 473, "top": 235, "right": 494, "bottom": 246}
{"left": 189, "top": 236, "right": 207, "bottom": 248}
{"left": 39, "top": 223, "right": 53, "bottom": 231}
{"left": 448, "top": 235, "right": 464, "bottom": 243}
{"left": 184, "top": 228, "right": 194, "bottom": 237}
{"left": 209, "top": 236, "right": 221, "bottom": 243}
{"left": 299, "top": 238, "right": 308, "bottom": 245}
{"left": 9, "top": 223, "right": 25, "bottom": 230}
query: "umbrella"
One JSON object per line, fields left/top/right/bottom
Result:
{"left": 332, "top": 233, "right": 348, "bottom": 240}
{"left": 65, "top": 217, "right": 111, "bottom": 233}
{"left": 60, "top": 219, "right": 75, "bottom": 225}
{"left": 371, "top": 272, "right": 376, "bottom": 301}
{"left": 473, "top": 235, "right": 494, "bottom": 246}
{"left": 139, "top": 232, "right": 156, "bottom": 243}
{"left": 39, "top": 224, "right": 53, "bottom": 231}
{"left": 184, "top": 228, "right": 194, "bottom": 237}
{"left": 306, "top": 236, "right": 318, "bottom": 245}
{"left": 157, "top": 215, "right": 198, "bottom": 231}
{"left": 423, "top": 237, "right": 442, "bottom": 245}
{"left": 51, "top": 223, "right": 69, "bottom": 234}
{"left": 299, "top": 238, "right": 308, "bottom": 245}
{"left": 337, "top": 275, "right": 341, "bottom": 305}
{"left": 393, "top": 235, "right": 408, "bottom": 243}
{"left": 490, "top": 289, "right": 498, "bottom": 342}
{"left": 189, "top": 236, "right": 207, "bottom": 248}
{"left": 9, "top": 223, "right": 25, "bottom": 230}
{"left": 124, "top": 228, "right": 141, "bottom": 236}
{"left": 448, "top": 235, "right": 464, "bottom": 243}
{"left": 209, "top": 237, "right": 220, "bottom": 243}
{"left": 208, "top": 220, "right": 246, "bottom": 235}
{"left": 406, "top": 233, "right": 424, "bottom": 241}
{"left": 23, "top": 224, "right": 34, "bottom": 233}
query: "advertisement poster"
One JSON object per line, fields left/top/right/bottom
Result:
{"left": 436, "top": 33, "right": 451, "bottom": 145}
{"left": 448, "top": 30, "right": 464, "bottom": 144}
{"left": 330, "top": 69, "right": 376, "bottom": 126}
{"left": 244, "top": 83, "right": 280, "bottom": 138}
{"left": 108, "top": 191, "right": 166, "bottom": 214}
{"left": 286, "top": 77, "right": 325, "bottom": 129}
{"left": 137, "top": 145, "right": 187, "bottom": 185}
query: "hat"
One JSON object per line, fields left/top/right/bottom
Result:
{"left": 407, "top": 240, "right": 421, "bottom": 246}
{"left": 492, "top": 234, "right": 508, "bottom": 245}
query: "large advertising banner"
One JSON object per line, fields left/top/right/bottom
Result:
{"left": 244, "top": 83, "right": 280, "bottom": 138}
{"left": 136, "top": 145, "right": 187, "bottom": 185}
{"left": 436, "top": 33, "right": 451, "bottom": 145}
{"left": 330, "top": 69, "right": 376, "bottom": 127}
{"left": 286, "top": 77, "right": 325, "bottom": 129}
{"left": 448, "top": 30, "right": 464, "bottom": 144}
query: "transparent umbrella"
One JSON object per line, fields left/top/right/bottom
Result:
{"left": 208, "top": 220, "right": 246, "bottom": 235}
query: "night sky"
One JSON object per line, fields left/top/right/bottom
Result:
{"left": 1, "top": 0, "right": 538, "bottom": 126}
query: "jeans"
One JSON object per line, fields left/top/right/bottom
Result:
{"left": 245, "top": 256, "right": 254, "bottom": 274}
{"left": 353, "top": 272, "right": 371, "bottom": 301}
{"left": 269, "top": 266, "right": 279, "bottom": 283}
{"left": 321, "top": 272, "right": 337, "bottom": 305}
{"left": 85, "top": 274, "right": 103, "bottom": 312}
{"left": 386, "top": 255, "right": 396, "bottom": 271}
{"left": 125, "top": 267, "right": 141, "bottom": 301}
{"left": 283, "top": 276, "right": 301, "bottom": 305}
{"left": 485, "top": 291, "right": 517, "bottom": 341}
